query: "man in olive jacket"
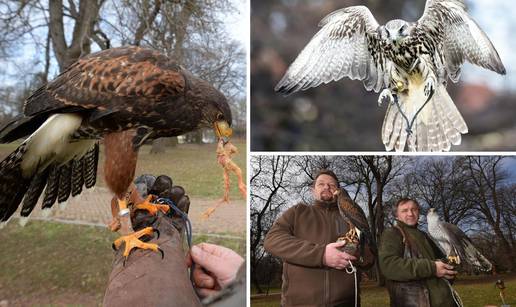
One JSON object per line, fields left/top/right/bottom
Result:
{"left": 264, "top": 169, "right": 375, "bottom": 307}
{"left": 379, "top": 198, "right": 458, "bottom": 307}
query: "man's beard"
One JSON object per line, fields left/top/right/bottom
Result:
{"left": 316, "top": 191, "right": 335, "bottom": 203}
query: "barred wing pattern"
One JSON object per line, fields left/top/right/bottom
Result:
{"left": 275, "top": 6, "right": 390, "bottom": 95}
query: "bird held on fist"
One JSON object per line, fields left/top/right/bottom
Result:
{"left": 0, "top": 46, "right": 232, "bottom": 259}
{"left": 427, "top": 208, "right": 492, "bottom": 272}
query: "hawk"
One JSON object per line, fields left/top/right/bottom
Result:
{"left": 427, "top": 208, "right": 492, "bottom": 272}
{"left": 275, "top": 0, "right": 506, "bottom": 152}
{"left": 0, "top": 46, "right": 232, "bottom": 257}
{"left": 334, "top": 188, "right": 374, "bottom": 258}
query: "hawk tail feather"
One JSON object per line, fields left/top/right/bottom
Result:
{"left": 84, "top": 143, "right": 99, "bottom": 188}
{"left": 0, "top": 144, "right": 32, "bottom": 222}
{"left": 0, "top": 114, "right": 99, "bottom": 224}
{"left": 71, "top": 158, "right": 85, "bottom": 197}
{"left": 20, "top": 169, "right": 50, "bottom": 217}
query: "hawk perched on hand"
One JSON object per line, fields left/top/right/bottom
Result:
{"left": 335, "top": 188, "right": 375, "bottom": 257}
{"left": 275, "top": 0, "right": 505, "bottom": 152}
{"left": 0, "top": 46, "right": 232, "bottom": 257}
{"left": 427, "top": 208, "right": 492, "bottom": 272}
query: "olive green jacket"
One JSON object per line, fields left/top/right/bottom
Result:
{"left": 379, "top": 221, "right": 456, "bottom": 307}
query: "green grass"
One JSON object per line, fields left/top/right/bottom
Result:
{"left": 251, "top": 275, "right": 516, "bottom": 307}
{"left": 0, "top": 139, "right": 246, "bottom": 200}
{"left": 0, "top": 220, "right": 245, "bottom": 305}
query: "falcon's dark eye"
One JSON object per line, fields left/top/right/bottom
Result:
{"left": 217, "top": 113, "right": 224, "bottom": 121}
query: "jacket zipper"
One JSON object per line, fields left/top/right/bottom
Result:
{"left": 325, "top": 206, "right": 332, "bottom": 306}
{"left": 325, "top": 269, "right": 330, "bottom": 306}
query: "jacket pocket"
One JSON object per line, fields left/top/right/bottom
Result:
{"left": 284, "top": 263, "right": 324, "bottom": 306}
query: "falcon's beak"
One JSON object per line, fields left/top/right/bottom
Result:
{"left": 214, "top": 121, "right": 233, "bottom": 139}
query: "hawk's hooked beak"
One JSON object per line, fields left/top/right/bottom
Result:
{"left": 214, "top": 121, "right": 233, "bottom": 139}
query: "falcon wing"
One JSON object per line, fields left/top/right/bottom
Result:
{"left": 23, "top": 46, "right": 186, "bottom": 118}
{"left": 275, "top": 6, "right": 389, "bottom": 95}
{"left": 441, "top": 222, "right": 492, "bottom": 271}
{"left": 417, "top": 0, "right": 505, "bottom": 82}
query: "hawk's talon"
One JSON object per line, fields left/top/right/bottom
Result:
{"left": 134, "top": 195, "right": 170, "bottom": 216}
{"left": 158, "top": 247, "right": 164, "bottom": 259}
{"left": 153, "top": 228, "right": 160, "bottom": 239}
{"left": 112, "top": 226, "right": 163, "bottom": 264}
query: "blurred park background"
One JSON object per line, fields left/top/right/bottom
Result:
{"left": 251, "top": 0, "right": 516, "bottom": 151}
{"left": 250, "top": 155, "right": 516, "bottom": 306}
{"left": 0, "top": 0, "right": 246, "bottom": 305}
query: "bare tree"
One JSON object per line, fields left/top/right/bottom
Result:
{"left": 460, "top": 156, "right": 515, "bottom": 270}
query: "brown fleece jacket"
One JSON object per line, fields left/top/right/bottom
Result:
{"left": 264, "top": 200, "right": 375, "bottom": 307}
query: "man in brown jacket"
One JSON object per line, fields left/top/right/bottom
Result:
{"left": 264, "top": 169, "right": 375, "bottom": 307}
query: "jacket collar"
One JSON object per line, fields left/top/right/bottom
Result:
{"left": 395, "top": 220, "right": 419, "bottom": 229}
{"left": 314, "top": 199, "right": 338, "bottom": 210}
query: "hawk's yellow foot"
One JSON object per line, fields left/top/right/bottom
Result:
{"left": 447, "top": 255, "right": 460, "bottom": 266}
{"left": 134, "top": 195, "right": 170, "bottom": 215}
{"left": 112, "top": 226, "right": 164, "bottom": 266}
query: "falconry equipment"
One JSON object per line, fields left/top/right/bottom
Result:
{"left": 275, "top": 0, "right": 505, "bottom": 152}
{"left": 0, "top": 46, "right": 232, "bottom": 259}
{"left": 427, "top": 208, "right": 492, "bottom": 272}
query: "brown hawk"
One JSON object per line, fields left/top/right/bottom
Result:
{"left": 0, "top": 46, "right": 232, "bottom": 257}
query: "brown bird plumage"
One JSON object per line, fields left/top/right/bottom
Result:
{"left": 0, "top": 46, "right": 232, "bottom": 223}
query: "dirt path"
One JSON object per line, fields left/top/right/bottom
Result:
{"left": 12, "top": 187, "right": 245, "bottom": 235}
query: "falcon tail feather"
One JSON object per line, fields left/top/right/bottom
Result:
{"left": 461, "top": 237, "right": 493, "bottom": 272}
{"left": 382, "top": 82, "right": 468, "bottom": 152}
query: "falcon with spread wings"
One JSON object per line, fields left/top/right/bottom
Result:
{"left": 275, "top": 0, "right": 505, "bottom": 152}
{"left": 0, "top": 46, "right": 232, "bottom": 257}
{"left": 427, "top": 208, "right": 492, "bottom": 272}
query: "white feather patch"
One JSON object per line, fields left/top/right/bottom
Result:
{"left": 18, "top": 216, "right": 30, "bottom": 227}
{"left": 21, "top": 114, "right": 83, "bottom": 176}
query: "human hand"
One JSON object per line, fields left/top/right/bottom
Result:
{"left": 434, "top": 261, "right": 458, "bottom": 280}
{"left": 323, "top": 241, "right": 357, "bottom": 270}
{"left": 186, "top": 243, "right": 244, "bottom": 297}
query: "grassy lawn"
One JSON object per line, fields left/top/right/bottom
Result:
{"left": 0, "top": 220, "right": 245, "bottom": 306}
{"left": 0, "top": 139, "right": 246, "bottom": 200}
{"left": 251, "top": 275, "right": 516, "bottom": 307}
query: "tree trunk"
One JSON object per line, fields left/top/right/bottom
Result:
{"left": 49, "top": 0, "right": 102, "bottom": 72}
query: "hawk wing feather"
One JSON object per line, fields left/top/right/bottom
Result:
{"left": 336, "top": 188, "right": 370, "bottom": 233}
{"left": 418, "top": 0, "right": 506, "bottom": 82}
{"left": 23, "top": 47, "right": 186, "bottom": 118}
{"left": 275, "top": 6, "right": 389, "bottom": 95}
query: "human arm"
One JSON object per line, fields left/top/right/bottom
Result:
{"left": 378, "top": 228, "right": 437, "bottom": 281}
{"left": 263, "top": 205, "right": 327, "bottom": 267}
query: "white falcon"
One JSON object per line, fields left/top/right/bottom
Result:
{"left": 275, "top": 0, "right": 506, "bottom": 152}
{"left": 427, "top": 208, "right": 492, "bottom": 271}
